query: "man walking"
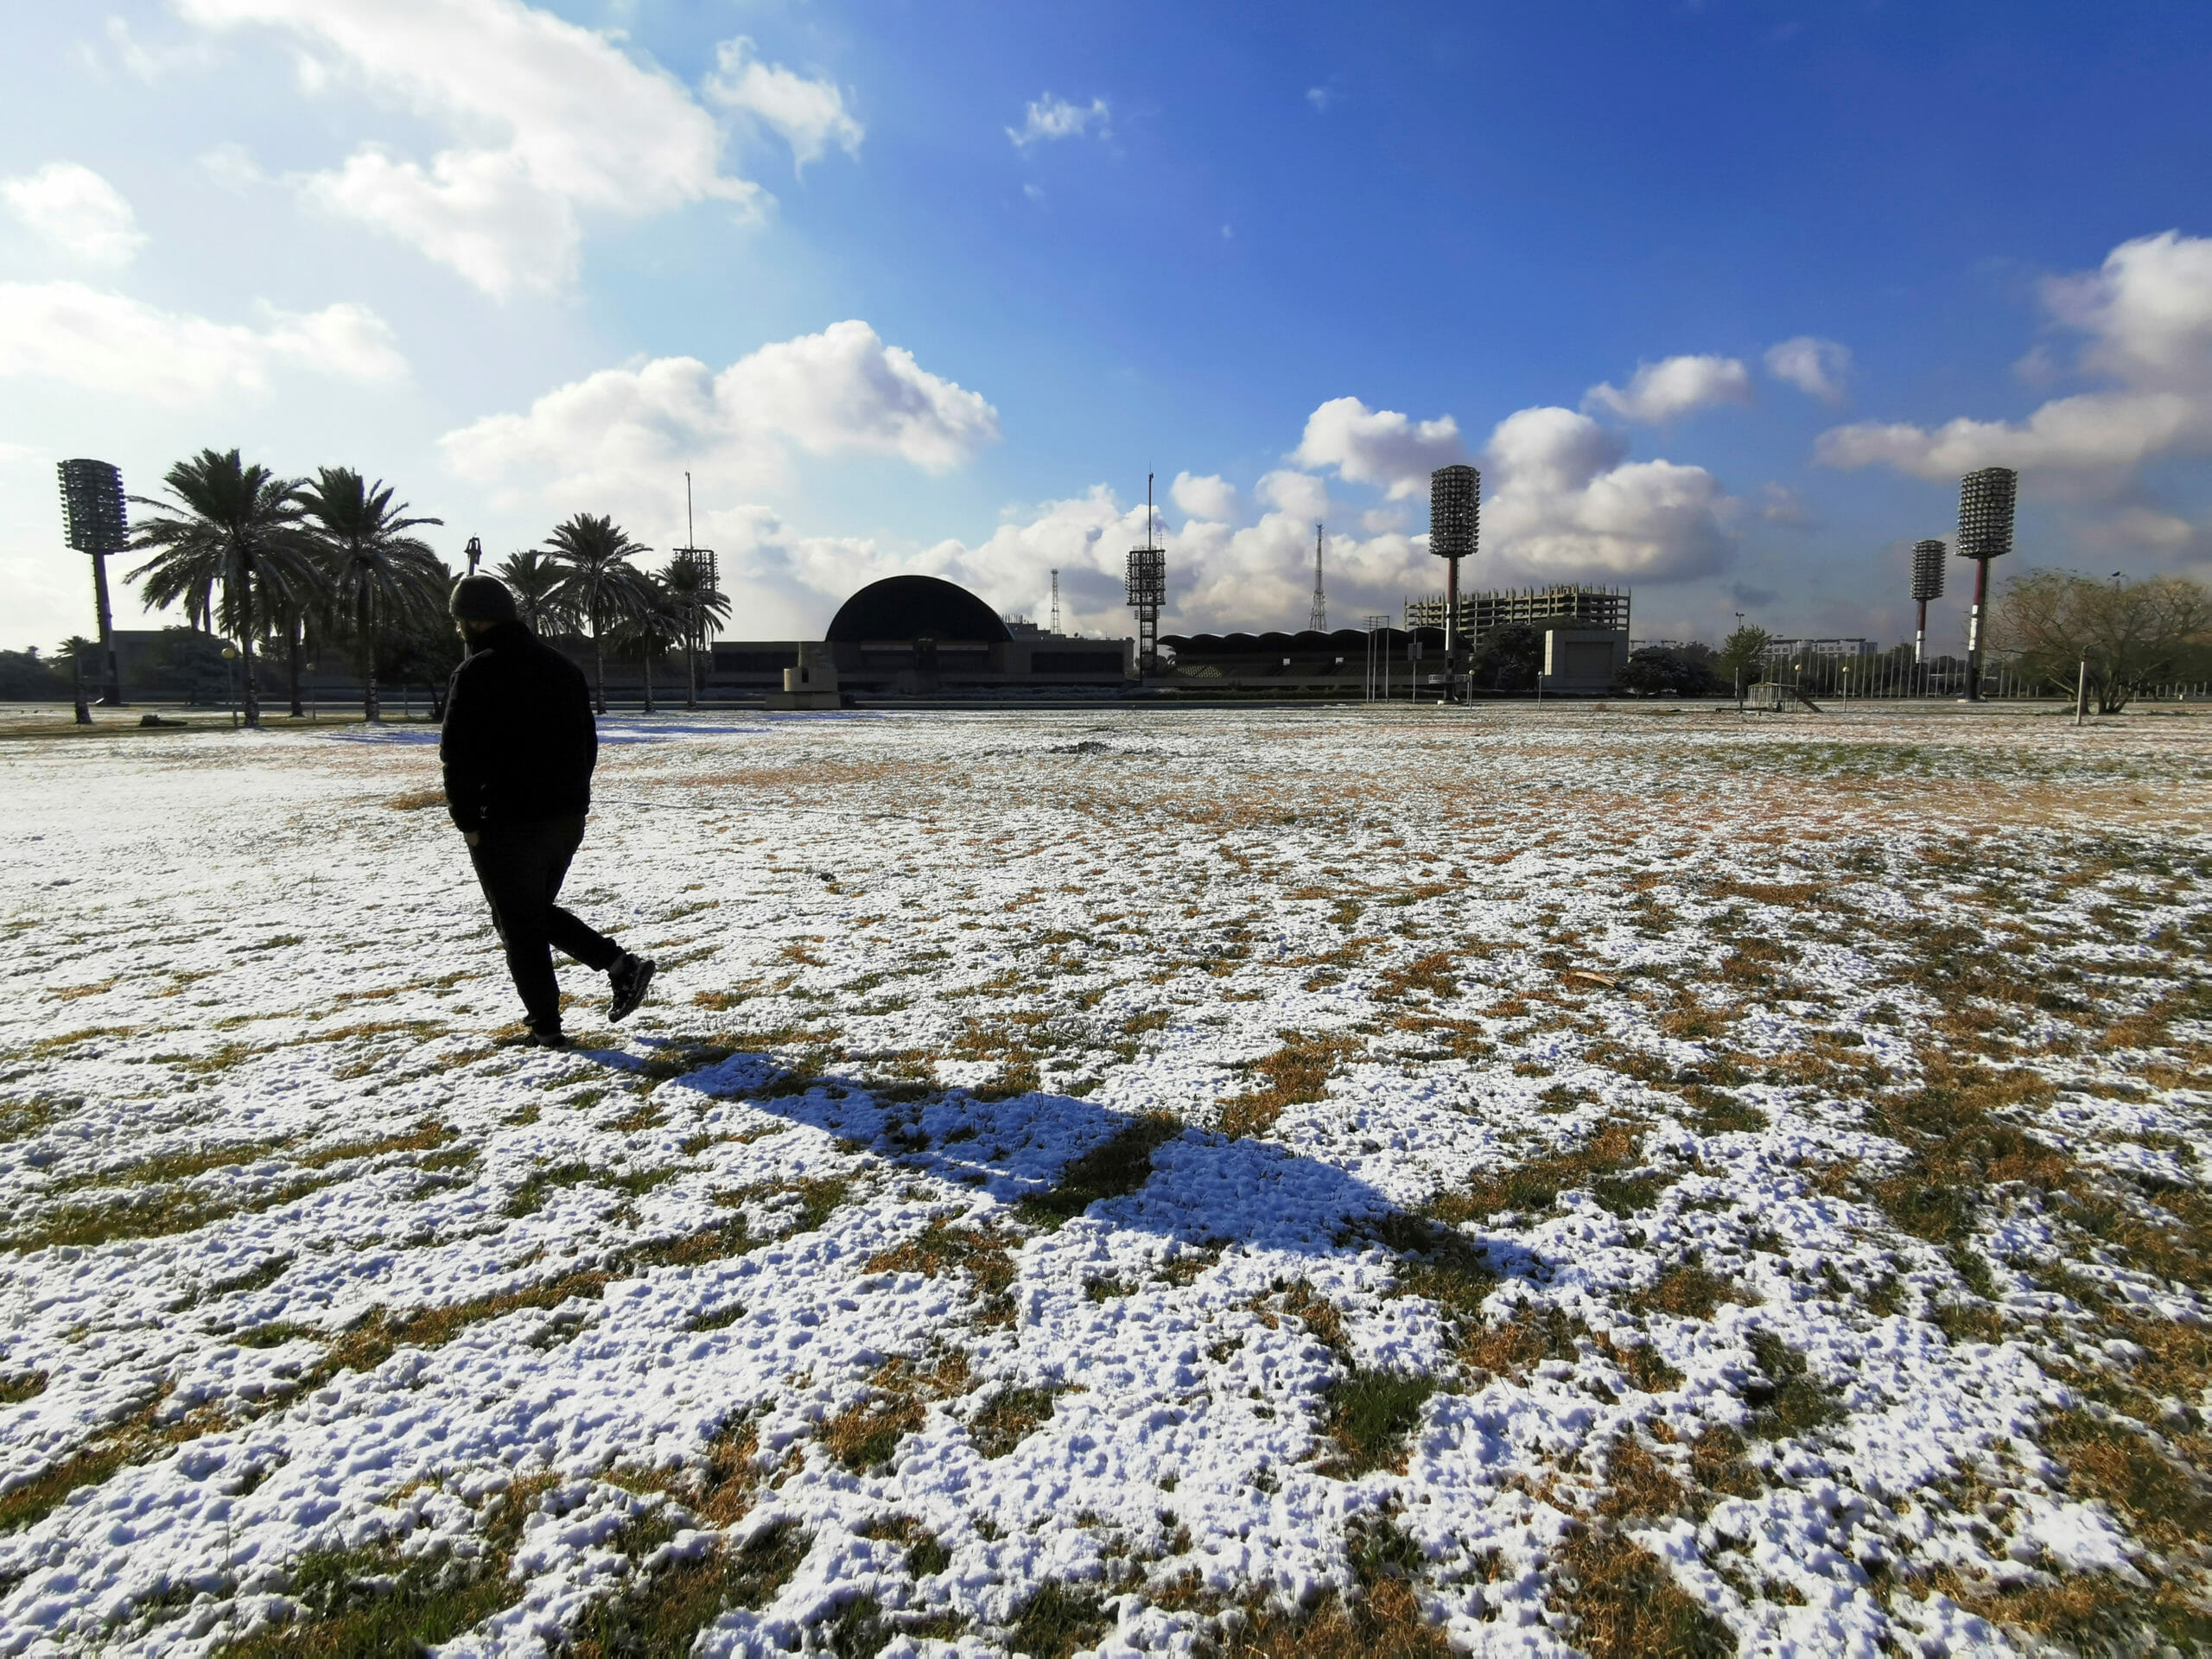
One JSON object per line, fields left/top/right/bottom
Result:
{"left": 442, "top": 575, "right": 655, "bottom": 1048}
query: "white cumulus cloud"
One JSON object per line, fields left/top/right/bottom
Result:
{"left": 1583, "top": 354, "right": 1752, "bottom": 424}
{"left": 175, "top": 0, "right": 758, "bottom": 298}
{"left": 1764, "top": 336, "right": 1851, "bottom": 404}
{"left": 441, "top": 320, "right": 999, "bottom": 508}
{"left": 1291, "top": 396, "right": 1465, "bottom": 499}
{"left": 1007, "top": 95, "right": 1110, "bottom": 148}
{"left": 1170, "top": 472, "right": 1237, "bottom": 521}
{"left": 1815, "top": 230, "right": 2212, "bottom": 495}
{"left": 1481, "top": 405, "right": 1734, "bottom": 581}
{"left": 1, "top": 163, "right": 147, "bottom": 265}
{"left": 0, "top": 282, "right": 404, "bottom": 404}
{"left": 704, "top": 36, "right": 863, "bottom": 171}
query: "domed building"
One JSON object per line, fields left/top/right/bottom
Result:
{"left": 707, "top": 574, "right": 1132, "bottom": 697}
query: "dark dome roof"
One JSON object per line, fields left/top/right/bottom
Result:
{"left": 825, "top": 575, "right": 1011, "bottom": 644}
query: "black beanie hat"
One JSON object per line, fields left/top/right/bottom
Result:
{"left": 450, "top": 575, "right": 519, "bottom": 624}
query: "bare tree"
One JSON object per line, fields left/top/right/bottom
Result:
{"left": 1996, "top": 570, "right": 2212, "bottom": 714}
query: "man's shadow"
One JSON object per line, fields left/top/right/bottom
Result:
{"left": 588, "top": 1036, "right": 1550, "bottom": 1286}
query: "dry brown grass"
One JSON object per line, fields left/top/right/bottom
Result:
{"left": 1548, "top": 1526, "right": 1735, "bottom": 1657}
{"left": 1218, "top": 1033, "right": 1361, "bottom": 1139}
{"left": 1428, "top": 1120, "right": 1666, "bottom": 1224}
{"left": 0, "top": 1389, "right": 231, "bottom": 1533}
{"left": 861, "top": 1216, "right": 1018, "bottom": 1320}
{"left": 310, "top": 1268, "right": 613, "bottom": 1382}
{"left": 1371, "top": 953, "right": 1458, "bottom": 1002}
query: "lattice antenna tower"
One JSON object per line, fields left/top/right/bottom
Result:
{"left": 1124, "top": 473, "right": 1166, "bottom": 673}
{"left": 1308, "top": 524, "right": 1328, "bottom": 632}
{"left": 1050, "top": 569, "right": 1062, "bottom": 635}
{"left": 1955, "top": 467, "right": 2017, "bottom": 701}
{"left": 1910, "top": 538, "right": 1946, "bottom": 664}
{"left": 1427, "top": 465, "right": 1479, "bottom": 689}
{"left": 57, "top": 459, "right": 128, "bottom": 707}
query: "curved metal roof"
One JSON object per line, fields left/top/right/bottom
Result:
{"left": 825, "top": 575, "right": 1012, "bottom": 644}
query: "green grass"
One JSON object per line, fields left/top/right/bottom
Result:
{"left": 1014, "top": 1114, "right": 1181, "bottom": 1230}
{"left": 565, "top": 1519, "right": 810, "bottom": 1657}
{"left": 224, "top": 1476, "right": 554, "bottom": 1656}
{"left": 1006, "top": 1581, "right": 1109, "bottom": 1659}
{"left": 969, "top": 1387, "right": 1065, "bottom": 1459}
{"left": 1319, "top": 1371, "right": 1436, "bottom": 1477}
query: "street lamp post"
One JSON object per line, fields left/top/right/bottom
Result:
{"left": 221, "top": 645, "right": 239, "bottom": 728}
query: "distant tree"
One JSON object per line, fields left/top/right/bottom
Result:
{"left": 612, "top": 575, "right": 686, "bottom": 715}
{"left": 0, "top": 649, "right": 64, "bottom": 700}
{"left": 1618, "top": 646, "right": 1722, "bottom": 697}
{"left": 149, "top": 626, "right": 232, "bottom": 705}
{"left": 127, "top": 449, "right": 320, "bottom": 728}
{"left": 300, "top": 467, "right": 447, "bottom": 722}
{"left": 1716, "top": 625, "right": 1773, "bottom": 696}
{"left": 494, "top": 550, "right": 571, "bottom": 635}
{"left": 660, "top": 555, "right": 732, "bottom": 709}
{"left": 1471, "top": 623, "right": 1542, "bottom": 692}
{"left": 1996, "top": 569, "right": 2212, "bottom": 714}
{"left": 543, "top": 513, "right": 652, "bottom": 714}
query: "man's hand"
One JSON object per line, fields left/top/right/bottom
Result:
{"left": 464, "top": 830, "right": 480, "bottom": 849}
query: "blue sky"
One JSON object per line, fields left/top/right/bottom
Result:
{"left": 3, "top": 0, "right": 2209, "bottom": 655}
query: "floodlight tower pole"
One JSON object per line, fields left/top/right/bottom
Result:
{"left": 1910, "top": 538, "right": 1946, "bottom": 669}
{"left": 1427, "top": 465, "right": 1479, "bottom": 702}
{"left": 1124, "top": 473, "right": 1166, "bottom": 677}
{"left": 57, "top": 460, "right": 128, "bottom": 706}
{"left": 1955, "top": 467, "right": 2017, "bottom": 703}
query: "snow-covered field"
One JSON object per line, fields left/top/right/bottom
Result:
{"left": 2, "top": 704, "right": 2208, "bottom": 1658}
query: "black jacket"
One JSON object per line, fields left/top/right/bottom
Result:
{"left": 440, "top": 622, "right": 596, "bottom": 833}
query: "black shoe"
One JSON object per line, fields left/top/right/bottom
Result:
{"left": 495, "top": 1026, "right": 570, "bottom": 1050}
{"left": 608, "top": 954, "right": 657, "bottom": 1023}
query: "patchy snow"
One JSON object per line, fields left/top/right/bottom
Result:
{"left": 1, "top": 704, "right": 2208, "bottom": 1656}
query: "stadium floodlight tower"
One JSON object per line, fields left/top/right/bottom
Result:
{"left": 57, "top": 459, "right": 128, "bottom": 706}
{"left": 1428, "top": 463, "right": 1479, "bottom": 700}
{"left": 1910, "top": 538, "right": 1946, "bottom": 665}
{"left": 1125, "top": 473, "right": 1166, "bottom": 675}
{"left": 1955, "top": 467, "right": 2017, "bottom": 702}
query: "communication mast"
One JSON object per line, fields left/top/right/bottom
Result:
{"left": 1124, "top": 474, "right": 1166, "bottom": 674}
{"left": 1049, "top": 569, "right": 1062, "bottom": 635}
{"left": 1910, "top": 538, "right": 1946, "bottom": 664}
{"left": 1956, "top": 467, "right": 2017, "bottom": 702}
{"left": 1309, "top": 524, "right": 1328, "bottom": 632}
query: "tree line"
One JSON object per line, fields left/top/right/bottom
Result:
{"left": 1605, "top": 573, "right": 2212, "bottom": 709}
{"left": 64, "top": 448, "right": 729, "bottom": 727}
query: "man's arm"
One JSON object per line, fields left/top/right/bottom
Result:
{"left": 440, "top": 664, "right": 486, "bottom": 837}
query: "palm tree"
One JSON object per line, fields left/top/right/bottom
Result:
{"left": 660, "top": 554, "right": 732, "bottom": 709}
{"left": 128, "top": 449, "right": 320, "bottom": 728}
{"left": 543, "top": 513, "right": 652, "bottom": 713}
{"left": 494, "top": 550, "right": 570, "bottom": 635}
{"left": 612, "top": 575, "right": 686, "bottom": 715}
{"left": 299, "top": 467, "right": 446, "bottom": 722}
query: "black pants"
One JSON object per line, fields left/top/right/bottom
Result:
{"left": 468, "top": 813, "right": 621, "bottom": 1032}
